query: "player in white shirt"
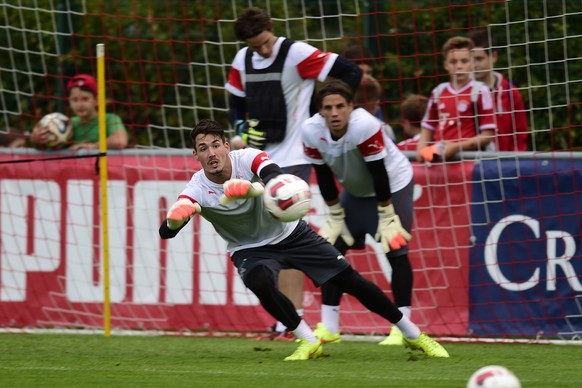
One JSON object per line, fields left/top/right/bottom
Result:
{"left": 301, "top": 79, "right": 417, "bottom": 346}
{"left": 225, "top": 7, "right": 362, "bottom": 338}
{"left": 159, "top": 119, "right": 449, "bottom": 360}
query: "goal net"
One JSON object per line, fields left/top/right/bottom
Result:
{"left": 0, "top": 1, "right": 581, "bottom": 341}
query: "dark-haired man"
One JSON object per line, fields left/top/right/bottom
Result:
{"left": 225, "top": 7, "right": 362, "bottom": 339}
{"left": 160, "top": 119, "right": 449, "bottom": 361}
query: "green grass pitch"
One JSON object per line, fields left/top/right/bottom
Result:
{"left": 0, "top": 333, "right": 579, "bottom": 387}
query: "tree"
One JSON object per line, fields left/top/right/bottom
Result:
{"left": 1, "top": 1, "right": 579, "bottom": 150}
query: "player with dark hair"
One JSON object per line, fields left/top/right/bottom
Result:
{"left": 468, "top": 29, "right": 529, "bottom": 151}
{"left": 159, "top": 118, "right": 449, "bottom": 361}
{"left": 225, "top": 7, "right": 362, "bottom": 339}
{"left": 301, "top": 80, "right": 418, "bottom": 347}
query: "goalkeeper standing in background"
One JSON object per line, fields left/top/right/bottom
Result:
{"left": 301, "top": 79, "right": 417, "bottom": 346}
{"left": 159, "top": 118, "right": 449, "bottom": 361}
{"left": 224, "top": 6, "right": 362, "bottom": 340}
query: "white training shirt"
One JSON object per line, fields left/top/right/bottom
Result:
{"left": 301, "top": 108, "right": 413, "bottom": 197}
{"left": 178, "top": 148, "right": 298, "bottom": 254}
{"left": 225, "top": 37, "right": 338, "bottom": 168}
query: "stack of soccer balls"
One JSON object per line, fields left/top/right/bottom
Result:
{"left": 467, "top": 365, "right": 521, "bottom": 388}
{"left": 263, "top": 174, "right": 312, "bottom": 222}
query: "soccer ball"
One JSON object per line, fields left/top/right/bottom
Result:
{"left": 37, "top": 112, "right": 72, "bottom": 148}
{"left": 467, "top": 365, "right": 521, "bottom": 388}
{"left": 263, "top": 174, "right": 312, "bottom": 222}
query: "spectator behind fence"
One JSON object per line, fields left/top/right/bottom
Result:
{"left": 354, "top": 75, "right": 395, "bottom": 141}
{"left": 30, "top": 74, "right": 128, "bottom": 151}
{"left": 396, "top": 94, "right": 429, "bottom": 151}
{"left": 224, "top": 6, "right": 362, "bottom": 340}
{"left": 343, "top": 45, "right": 385, "bottom": 121}
{"left": 417, "top": 37, "right": 496, "bottom": 162}
{"left": 468, "top": 29, "right": 529, "bottom": 151}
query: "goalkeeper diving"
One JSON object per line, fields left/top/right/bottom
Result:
{"left": 159, "top": 119, "right": 448, "bottom": 361}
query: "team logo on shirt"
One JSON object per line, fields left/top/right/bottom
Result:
{"left": 239, "top": 259, "right": 248, "bottom": 277}
{"left": 360, "top": 130, "right": 385, "bottom": 156}
{"left": 457, "top": 101, "right": 469, "bottom": 112}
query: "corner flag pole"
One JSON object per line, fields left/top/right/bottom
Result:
{"left": 97, "top": 43, "right": 111, "bottom": 337}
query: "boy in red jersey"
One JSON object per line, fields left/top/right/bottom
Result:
{"left": 469, "top": 29, "right": 529, "bottom": 151}
{"left": 417, "top": 37, "right": 496, "bottom": 162}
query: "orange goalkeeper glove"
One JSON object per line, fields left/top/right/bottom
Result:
{"left": 318, "top": 203, "right": 355, "bottom": 246}
{"left": 375, "top": 204, "right": 412, "bottom": 253}
{"left": 219, "top": 179, "right": 264, "bottom": 205}
{"left": 419, "top": 142, "right": 444, "bottom": 162}
{"left": 166, "top": 198, "right": 201, "bottom": 230}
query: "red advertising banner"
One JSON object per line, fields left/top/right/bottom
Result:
{"left": 313, "top": 162, "right": 475, "bottom": 335}
{"left": 0, "top": 154, "right": 472, "bottom": 335}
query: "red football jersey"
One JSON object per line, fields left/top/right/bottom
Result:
{"left": 422, "top": 80, "right": 496, "bottom": 143}
{"left": 491, "top": 73, "right": 529, "bottom": 151}
{"left": 396, "top": 135, "right": 419, "bottom": 151}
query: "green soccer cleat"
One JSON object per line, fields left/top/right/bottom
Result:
{"left": 283, "top": 339, "right": 323, "bottom": 361}
{"left": 403, "top": 332, "right": 450, "bottom": 358}
{"left": 313, "top": 322, "right": 341, "bottom": 344}
{"left": 378, "top": 326, "right": 404, "bottom": 346}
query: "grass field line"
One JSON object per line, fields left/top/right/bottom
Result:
{"left": 0, "top": 364, "right": 458, "bottom": 382}
{"left": 1, "top": 328, "right": 581, "bottom": 345}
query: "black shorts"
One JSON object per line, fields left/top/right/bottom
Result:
{"left": 340, "top": 178, "right": 414, "bottom": 257}
{"left": 282, "top": 164, "right": 312, "bottom": 183}
{"left": 231, "top": 220, "right": 351, "bottom": 287}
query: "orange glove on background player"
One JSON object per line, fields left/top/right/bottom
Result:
{"left": 419, "top": 142, "right": 444, "bottom": 162}
{"left": 375, "top": 204, "right": 412, "bottom": 253}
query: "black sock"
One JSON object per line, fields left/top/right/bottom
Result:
{"left": 328, "top": 266, "right": 403, "bottom": 324}
{"left": 388, "top": 254, "right": 413, "bottom": 307}
{"left": 244, "top": 266, "right": 301, "bottom": 330}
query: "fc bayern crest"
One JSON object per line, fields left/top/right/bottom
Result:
{"left": 457, "top": 101, "right": 469, "bottom": 112}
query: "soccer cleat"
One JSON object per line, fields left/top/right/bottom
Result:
{"left": 378, "top": 326, "right": 404, "bottom": 346}
{"left": 256, "top": 323, "right": 296, "bottom": 342}
{"left": 284, "top": 339, "right": 323, "bottom": 361}
{"left": 403, "top": 332, "right": 450, "bottom": 358}
{"left": 272, "top": 331, "right": 295, "bottom": 342}
{"left": 256, "top": 330, "right": 295, "bottom": 342}
{"left": 313, "top": 322, "right": 341, "bottom": 343}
